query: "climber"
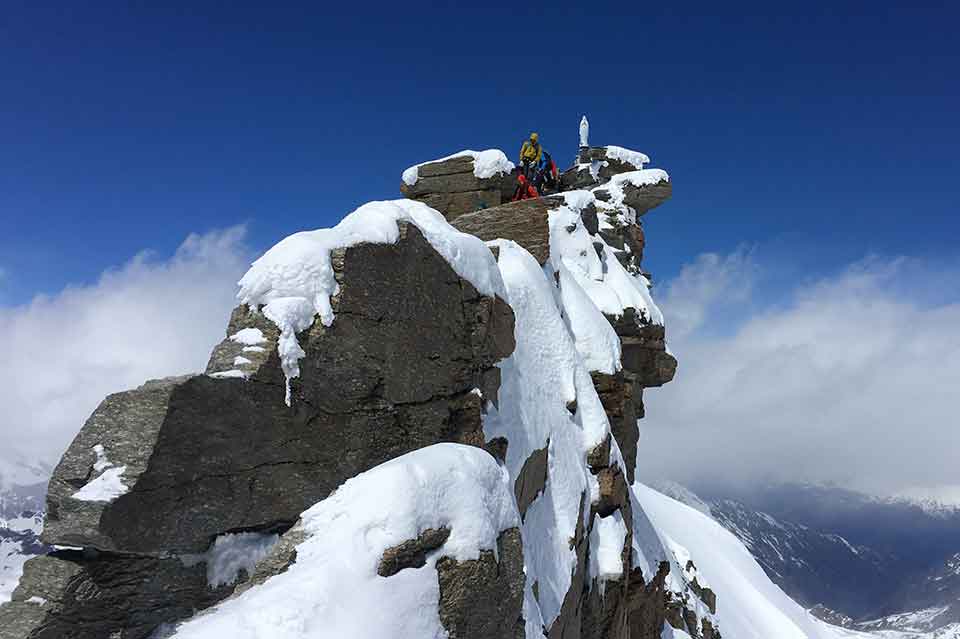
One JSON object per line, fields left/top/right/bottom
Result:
{"left": 511, "top": 174, "right": 540, "bottom": 201}
{"left": 534, "top": 150, "right": 559, "bottom": 194}
{"left": 518, "top": 132, "right": 542, "bottom": 180}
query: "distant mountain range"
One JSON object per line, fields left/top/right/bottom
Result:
{"left": 650, "top": 480, "right": 960, "bottom": 638}
{"left": 0, "top": 470, "right": 48, "bottom": 603}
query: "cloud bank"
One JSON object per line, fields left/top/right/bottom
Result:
{"left": 639, "top": 251, "right": 960, "bottom": 500}
{"left": 0, "top": 227, "right": 251, "bottom": 484}
{"left": 2, "top": 227, "right": 956, "bottom": 502}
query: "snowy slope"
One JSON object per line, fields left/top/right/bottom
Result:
{"left": 633, "top": 483, "right": 872, "bottom": 639}
{"left": 170, "top": 444, "right": 519, "bottom": 639}
{"left": 0, "top": 479, "right": 47, "bottom": 603}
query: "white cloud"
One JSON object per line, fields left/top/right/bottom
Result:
{"left": 640, "top": 251, "right": 960, "bottom": 499}
{"left": 0, "top": 227, "right": 251, "bottom": 482}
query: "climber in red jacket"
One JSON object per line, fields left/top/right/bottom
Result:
{"left": 512, "top": 174, "right": 540, "bottom": 201}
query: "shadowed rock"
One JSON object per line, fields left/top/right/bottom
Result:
{"left": 43, "top": 223, "right": 515, "bottom": 555}
{"left": 514, "top": 443, "right": 549, "bottom": 519}
{"left": 451, "top": 196, "right": 564, "bottom": 264}
{"left": 1, "top": 550, "right": 233, "bottom": 639}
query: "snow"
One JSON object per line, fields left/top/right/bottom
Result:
{"left": 71, "top": 445, "right": 128, "bottom": 502}
{"left": 25, "top": 596, "right": 46, "bottom": 605}
{"left": 91, "top": 444, "right": 111, "bottom": 472}
{"left": 262, "top": 296, "right": 315, "bottom": 404}
{"left": 233, "top": 356, "right": 252, "bottom": 366}
{"left": 480, "top": 240, "right": 630, "bottom": 633}
{"left": 634, "top": 483, "right": 874, "bottom": 639}
{"left": 588, "top": 511, "right": 628, "bottom": 588}
{"left": 402, "top": 149, "right": 514, "bottom": 186}
{"left": 605, "top": 145, "right": 651, "bottom": 169}
{"left": 662, "top": 626, "right": 694, "bottom": 639}
{"left": 481, "top": 241, "right": 589, "bottom": 631}
{"left": 242, "top": 346, "right": 266, "bottom": 353}
{"left": 229, "top": 328, "right": 266, "bottom": 346}
{"left": 170, "top": 443, "right": 518, "bottom": 639}
{"left": 547, "top": 191, "right": 664, "bottom": 327}
{"left": 202, "top": 532, "right": 280, "bottom": 588}
{"left": 0, "top": 538, "right": 29, "bottom": 603}
{"left": 646, "top": 479, "right": 714, "bottom": 517}
{"left": 209, "top": 369, "right": 247, "bottom": 379}
{"left": 598, "top": 169, "right": 670, "bottom": 212}
{"left": 236, "top": 199, "right": 505, "bottom": 405}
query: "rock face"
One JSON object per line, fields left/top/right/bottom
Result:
{"left": 43, "top": 223, "right": 514, "bottom": 556}
{"left": 2, "top": 136, "right": 708, "bottom": 639}
{"left": 11, "top": 222, "right": 516, "bottom": 637}
{"left": 1, "top": 551, "right": 232, "bottom": 639}
{"left": 451, "top": 195, "right": 563, "bottom": 264}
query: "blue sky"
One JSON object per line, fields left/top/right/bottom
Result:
{"left": 1, "top": 1, "right": 958, "bottom": 305}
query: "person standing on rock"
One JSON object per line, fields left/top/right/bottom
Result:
{"left": 534, "top": 149, "right": 559, "bottom": 194}
{"left": 519, "top": 132, "right": 542, "bottom": 180}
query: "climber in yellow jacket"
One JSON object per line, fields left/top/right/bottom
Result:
{"left": 519, "top": 132, "right": 542, "bottom": 179}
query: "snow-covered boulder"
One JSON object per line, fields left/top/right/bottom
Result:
{"left": 43, "top": 206, "right": 514, "bottom": 556}
{"left": 400, "top": 149, "right": 518, "bottom": 221}
{"left": 167, "top": 444, "right": 525, "bottom": 639}
{"left": 16, "top": 201, "right": 517, "bottom": 638}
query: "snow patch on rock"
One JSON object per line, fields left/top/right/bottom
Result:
{"left": 588, "top": 511, "right": 629, "bottom": 589}
{"left": 604, "top": 145, "right": 651, "bottom": 169}
{"left": 402, "top": 149, "right": 514, "bottom": 186}
{"left": 71, "top": 445, "right": 128, "bottom": 502}
{"left": 229, "top": 328, "right": 266, "bottom": 346}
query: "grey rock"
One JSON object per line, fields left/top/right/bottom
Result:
{"left": 204, "top": 306, "right": 278, "bottom": 376}
{"left": 417, "top": 155, "right": 476, "bottom": 178}
{"left": 617, "top": 180, "right": 672, "bottom": 217}
{"left": 2, "top": 550, "right": 232, "bottom": 639}
{"left": 42, "top": 376, "right": 193, "bottom": 549}
{"left": 514, "top": 443, "right": 549, "bottom": 519}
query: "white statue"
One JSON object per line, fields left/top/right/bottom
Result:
{"left": 579, "top": 115, "right": 589, "bottom": 148}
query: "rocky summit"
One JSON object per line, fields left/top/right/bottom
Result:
{"left": 0, "top": 136, "right": 723, "bottom": 639}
